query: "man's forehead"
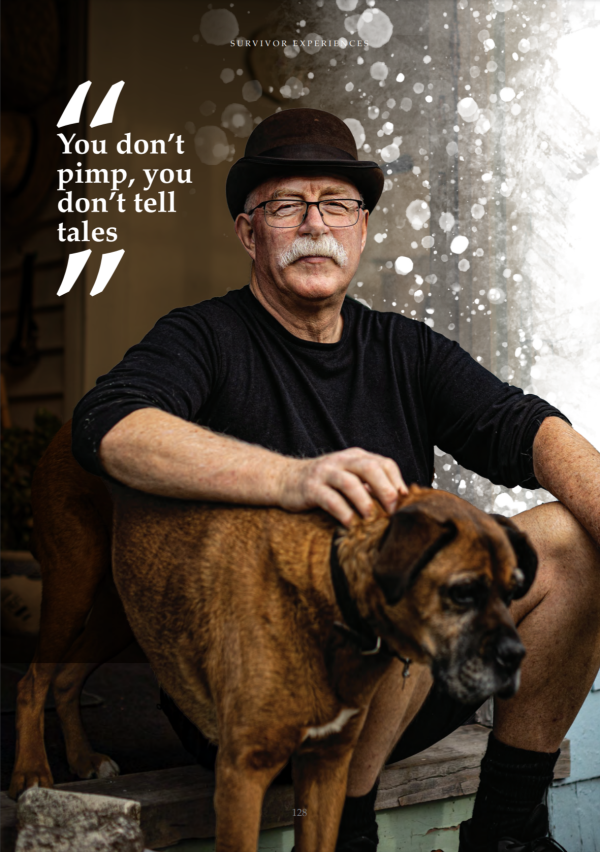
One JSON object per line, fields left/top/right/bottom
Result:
{"left": 255, "top": 175, "right": 361, "bottom": 200}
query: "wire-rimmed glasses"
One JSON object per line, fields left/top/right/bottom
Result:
{"left": 248, "top": 198, "right": 365, "bottom": 228}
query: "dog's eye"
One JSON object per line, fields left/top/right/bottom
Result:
{"left": 447, "top": 581, "right": 488, "bottom": 608}
{"left": 501, "top": 568, "right": 525, "bottom": 606}
{"left": 502, "top": 568, "right": 525, "bottom": 605}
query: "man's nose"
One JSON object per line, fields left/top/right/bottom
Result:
{"left": 298, "top": 204, "right": 329, "bottom": 236}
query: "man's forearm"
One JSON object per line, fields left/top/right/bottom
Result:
{"left": 98, "top": 407, "right": 406, "bottom": 525}
{"left": 99, "top": 408, "right": 289, "bottom": 505}
{"left": 533, "top": 416, "right": 600, "bottom": 546}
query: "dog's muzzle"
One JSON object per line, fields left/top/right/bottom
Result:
{"left": 434, "top": 624, "right": 526, "bottom": 704}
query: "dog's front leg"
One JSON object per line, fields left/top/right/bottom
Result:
{"left": 291, "top": 746, "right": 355, "bottom": 852}
{"left": 213, "top": 746, "right": 289, "bottom": 852}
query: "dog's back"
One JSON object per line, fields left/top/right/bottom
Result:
{"left": 109, "top": 485, "right": 342, "bottom": 743}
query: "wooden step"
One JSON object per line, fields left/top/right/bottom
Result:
{"left": 1, "top": 725, "right": 570, "bottom": 851}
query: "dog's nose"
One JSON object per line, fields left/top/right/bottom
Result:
{"left": 494, "top": 634, "right": 526, "bottom": 674}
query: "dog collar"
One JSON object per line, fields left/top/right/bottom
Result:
{"left": 329, "top": 537, "right": 411, "bottom": 678}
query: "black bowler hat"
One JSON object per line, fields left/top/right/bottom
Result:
{"left": 226, "top": 108, "right": 384, "bottom": 219}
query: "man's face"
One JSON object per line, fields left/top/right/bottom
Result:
{"left": 235, "top": 175, "right": 369, "bottom": 307}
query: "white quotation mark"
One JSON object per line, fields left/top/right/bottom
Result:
{"left": 57, "top": 81, "right": 126, "bottom": 297}
{"left": 57, "top": 249, "right": 125, "bottom": 297}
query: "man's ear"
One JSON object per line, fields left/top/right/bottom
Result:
{"left": 235, "top": 213, "right": 256, "bottom": 260}
{"left": 489, "top": 514, "right": 538, "bottom": 599}
{"left": 373, "top": 506, "right": 457, "bottom": 605}
{"left": 360, "top": 208, "right": 369, "bottom": 252}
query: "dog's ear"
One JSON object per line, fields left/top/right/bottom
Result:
{"left": 489, "top": 514, "right": 538, "bottom": 599}
{"left": 373, "top": 506, "right": 457, "bottom": 605}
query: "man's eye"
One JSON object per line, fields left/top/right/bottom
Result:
{"left": 323, "top": 202, "right": 351, "bottom": 213}
{"left": 270, "top": 202, "right": 303, "bottom": 214}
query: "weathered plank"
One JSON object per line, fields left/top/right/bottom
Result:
{"left": 380, "top": 725, "right": 570, "bottom": 809}
{"left": 0, "top": 727, "right": 570, "bottom": 851}
{"left": 2, "top": 767, "right": 218, "bottom": 851}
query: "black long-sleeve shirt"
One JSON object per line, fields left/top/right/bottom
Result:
{"left": 72, "top": 285, "right": 569, "bottom": 488}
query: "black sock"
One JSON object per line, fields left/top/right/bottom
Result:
{"left": 337, "top": 780, "right": 379, "bottom": 845}
{"left": 469, "top": 733, "right": 559, "bottom": 843}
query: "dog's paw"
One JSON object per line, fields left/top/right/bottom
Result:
{"left": 95, "top": 755, "right": 120, "bottom": 778}
{"left": 68, "top": 753, "right": 120, "bottom": 780}
{"left": 8, "top": 767, "right": 54, "bottom": 801}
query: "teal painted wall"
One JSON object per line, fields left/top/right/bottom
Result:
{"left": 548, "top": 779, "right": 600, "bottom": 852}
{"left": 160, "top": 794, "right": 476, "bottom": 852}
{"left": 548, "top": 686, "right": 600, "bottom": 850}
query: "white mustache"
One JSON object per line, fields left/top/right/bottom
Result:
{"left": 278, "top": 235, "right": 348, "bottom": 270}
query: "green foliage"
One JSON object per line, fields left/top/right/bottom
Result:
{"left": 1, "top": 409, "right": 62, "bottom": 551}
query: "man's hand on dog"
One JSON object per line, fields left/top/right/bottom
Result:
{"left": 278, "top": 447, "right": 408, "bottom": 527}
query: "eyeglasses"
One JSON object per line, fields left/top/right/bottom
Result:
{"left": 248, "top": 198, "right": 366, "bottom": 228}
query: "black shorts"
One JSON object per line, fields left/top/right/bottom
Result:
{"left": 159, "top": 684, "right": 484, "bottom": 784}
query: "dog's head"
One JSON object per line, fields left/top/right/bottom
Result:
{"left": 371, "top": 487, "right": 537, "bottom": 704}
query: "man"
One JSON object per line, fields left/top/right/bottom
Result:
{"left": 72, "top": 109, "right": 600, "bottom": 852}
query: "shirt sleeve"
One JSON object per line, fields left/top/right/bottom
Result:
{"left": 418, "top": 323, "right": 571, "bottom": 488}
{"left": 72, "top": 304, "right": 222, "bottom": 476}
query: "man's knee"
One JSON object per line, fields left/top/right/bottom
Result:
{"left": 512, "top": 501, "right": 600, "bottom": 609}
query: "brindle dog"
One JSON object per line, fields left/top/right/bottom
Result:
{"left": 9, "top": 422, "right": 537, "bottom": 852}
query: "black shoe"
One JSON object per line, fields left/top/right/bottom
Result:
{"left": 291, "top": 840, "right": 377, "bottom": 852}
{"left": 335, "top": 832, "right": 378, "bottom": 852}
{"left": 459, "top": 805, "right": 568, "bottom": 851}
{"left": 290, "top": 821, "right": 378, "bottom": 852}
{"left": 336, "top": 806, "right": 378, "bottom": 851}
